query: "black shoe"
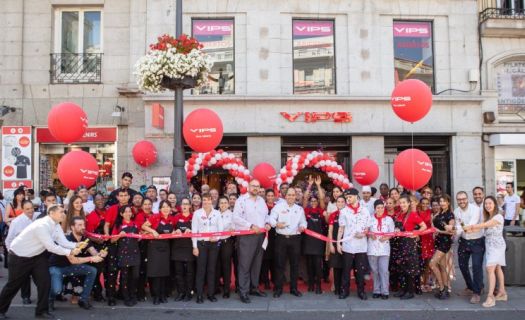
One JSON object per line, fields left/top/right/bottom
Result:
{"left": 307, "top": 284, "right": 314, "bottom": 292}
{"left": 153, "top": 297, "right": 160, "bottom": 305}
{"left": 338, "top": 292, "right": 349, "bottom": 299}
{"left": 290, "top": 289, "right": 302, "bottom": 297}
{"left": 22, "top": 298, "right": 32, "bottom": 305}
{"left": 35, "top": 312, "right": 55, "bottom": 319}
{"left": 381, "top": 294, "right": 389, "bottom": 300}
{"left": 160, "top": 297, "right": 168, "bottom": 303}
{"left": 273, "top": 289, "right": 282, "bottom": 298}
{"left": 207, "top": 295, "right": 217, "bottom": 302}
{"left": 174, "top": 293, "right": 185, "bottom": 302}
{"left": 196, "top": 295, "right": 204, "bottom": 304}
{"left": 240, "top": 294, "right": 251, "bottom": 304}
{"left": 223, "top": 291, "right": 230, "bottom": 299}
{"left": 249, "top": 290, "right": 267, "bottom": 297}
{"left": 373, "top": 293, "right": 381, "bottom": 299}
{"left": 94, "top": 295, "right": 106, "bottom": 302}
{"left": 358, "top": 292, "right": 368, "bottom": 300}
{"left": 394, "top": 290, "right": 407, "bottom": 298}
{"left": 136, "top": 296, "right": 146, "bottom": 302}
{"left": 108, "top": 299, "right": 116, "bottom": 306}
{"left": 78, "top": 300, "right": 93, "bottom": 310}
{"left": 435, "top": 288, "right": 447, "bottom": 300}
{"left": 184, "top": 293, "right": 193, "bottom": 302}
{"left": 400, "top": 293, "right": 415, "bottom": 300}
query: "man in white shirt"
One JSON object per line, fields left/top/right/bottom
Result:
{"left": 0, "top": 205, "right": 85, "bottom": 319}
{"left": 146, "top": 185, "right": 160, "bottom": 213}
{"left": 4, "top": 200, "right": 34, "bottom": 305}
{"left": 454, "top": 191, "right": 485, "bottom": 304}
{"left": 360, "top": 186, "right": 376, "bottom": 216}
{"left": 472, "top": 186, "right": 485, "bottom": 214}
{"left": 504, "top": 182, "right": 521, "bottom": 226}
{"left": 269, "top": 187, "right": 307, "bottom": 298}
{"left": 275, "top": 183, "right": 289, "bottom": 205}
{"left": 233, "top": 179, "right": 270, "bottom": 303}
{"left": 77, "top": 186, "right": 94, "bottom": 215}
{"left": 338, "top": 188, "right": 370, "bottom": 300}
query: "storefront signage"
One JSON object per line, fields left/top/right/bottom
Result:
{"left": 293, "top": 21, "right": 333, "bottom": 36}
{"left": 36, "top": 127, "right": 117, "bottom": 143}
{"left": 280, "top": 112, "right": 352, "bottom": 123}
{"left": 393, "top": 22, "right": 430, "bottom": 37}
{"left": 193, "top": 20, "right": 233, "bottom": 36}
{"left": 2, "top": 126, "right": 32, "bottom": 181}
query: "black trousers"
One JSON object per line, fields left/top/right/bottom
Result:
{"left": 260, "top": 259, "right": 275, "bottom": 286}
{"left": 333, "top": 267, "right": 343, "bottom": 294}
{"left": 458, "top": 237, "right": 485, "bottom": 295}
{"left": 174, "top": 260, "right": 195, "bottom": 295}
{"left": 0, "top": 252, "right": 50, "bottom": 315}
{"left": 137, "top": 241, "right": 149, "bottom": 299}
{"left": 341, "top": 252, "right": 367, "bottom": 294}
{"left": 120, "top": 265, "right": 139, "bottom": 302}
{"left": 5, "top": 253, "right": 30, "bottom": 299}
{"left": 274, "top": 234, "right": 301, "bottom": 292}
{"left": 150, "top": 277, "right": 168, "bottom": 299}
{"left": 105, "top": 244, "right": 119, "bottom": 299}
{"left": 195, "top": 241, "right": 220, "bottom": 297}
{"left": 217, "top": 237, "right": 234, "bottom": 292}
{"left": 306, "top": 255, "right": 323, "bottom": 288}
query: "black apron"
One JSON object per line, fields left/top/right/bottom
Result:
{"left": 329, "top": 213, "right": 343, "bottom": 268}
{"left": 117, "top": 224, "right": 141, "bottom": 268}
{"left": 147, "top": 220, "right": 173, "bottom": 277}
{"left": 171, "top": 218, "right": 194, "bottom": 262}
{"left": 396, "top": 214, "right": 420, "bottom": 277}
{"left": 303, "top": 212, "right": 325, "bottom": 255}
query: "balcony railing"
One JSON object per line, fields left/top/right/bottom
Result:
{"left": 50, "top": 53, "right": 102, "bottom": 84}
{"left": 480, "top": 7, "right": 525, "bottom": 22}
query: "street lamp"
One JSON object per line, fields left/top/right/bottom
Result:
{"left": 168, "top": 0, "right": 189, "bottom": 203}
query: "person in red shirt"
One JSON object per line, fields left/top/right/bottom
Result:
{"left": 171, "top": 198, "right": 194, "bottom": 302}
{"left": 167, "top": 192, "right": 181, "bottom": 215}
{"left": 103, "top": 189, "right": 130, "bottom": 306}
{"left": 85, "top": 193, "right": 107, "bottom": 302}
{"left": 134, "top": 198, "right": 153, "bottom": 301}
{"left": 393, "top": 196, "right": 427, "bottom": 300}
{"left": 418, "top": 197, "right": 435, "bottom": 293}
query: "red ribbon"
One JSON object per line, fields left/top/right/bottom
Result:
{"left": 303, "top": 227, "right": 437, "bottom": 243}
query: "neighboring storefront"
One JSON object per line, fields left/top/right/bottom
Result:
{"left": 489, "top": 134, "right": 525, "bottom": 195}
{"left": 35, "top": 127, "right": 118, "bottom": 196}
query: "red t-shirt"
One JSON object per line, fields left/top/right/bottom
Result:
{"left": 328, "top": 210, "right": 340, "bottom": 226}
{"left": 85, "top": 208, "right": 106, "bottom": 233}
{"left": 134, "top": 210, "right": 152, "bottom": 230}
{"left": 105, "top": 204, "right": 123, "bottom": 229}
{"left": 396, "top": 211, "right": 423, "bottom": 232}
{"left": 111, "top": 220, "right": 137, "bottom": 235}
{"left": 304, "top": 206, "right": 324, "bottom": 219}
{"left": 171, "top": 213, "right": 193, "bottom": 229}
{"left": 418, "top": 209, "right": 432, "bottom": 228}
{"left": 147, "top": 214, "right": 173, "bottom": 230}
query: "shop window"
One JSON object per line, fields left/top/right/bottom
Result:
{"left": 51, "top": 8, "right": 103, "bottom": 83}
{"left": 393, "top": 21, "right": 434, "bottom": 92}
{"left": 292, "top": 19, "right": 336, "bottom": 94}
{"left": 192, "top": 18, "right": 235, "bottom": 95}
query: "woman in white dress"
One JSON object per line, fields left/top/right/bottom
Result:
{"left": 464, "top": 195, "right": 507, "bottom": 308}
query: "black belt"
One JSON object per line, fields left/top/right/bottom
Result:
{"left": 277, "top": 234, "right": 300, "bottom": 239}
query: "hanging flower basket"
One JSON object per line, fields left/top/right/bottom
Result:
{"left": 134, "top": 34, "right": 213, "bottom": 92}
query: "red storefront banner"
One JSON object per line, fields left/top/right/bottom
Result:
{"left": 3, "top": 180, "right": 33, "bottom": 189}
{"left": 193, "top": 20, "right": 233, "bottom": 36}
{"left": 36, "top": 127, "right": 117, "bottom": 143}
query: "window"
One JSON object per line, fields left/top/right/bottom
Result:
{"left": 52, "top": 8, "right": 103, "bottom": 83}
{"left": 499, "top": 0, "right": 525, "bottom": 11}
{"left": 293, "top": 19, "right": 335, "bottom": 94}
{"left": 393, "top": 21, "right": 434, "bottom": 92}
{"left": 496, "top": 61, "right": 525, "bottom": 121}
{"left": 192, "top": 19, "right": 235, "bottom": 95}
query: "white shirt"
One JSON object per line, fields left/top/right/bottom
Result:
{"left": 9, "top": 216, "right": 74, "bottom": 257}
{"left": 83, "top": 201, "right": 95, "bottom": 215}
{"left": 269, "top": 202, "right": 307, "bottom": 236}
{"left": 504, "top": 194, "right": 520, "bottom": 220}
{"left": 220, "top": 209, "right": 234, "bottom": 239}
{"left": 454, "top": 204, "right": 484, "bottom": 240}
{"left": 339, "top": 204, "right": 370, "bottom": 254}
{"left": 367, "top": 215, "right": 395, "bottom": 256}
{"left": 191, "top": 208, "right": 223, "bottom": 248}
{"left": 327, "top": 202, "right": 338, "bottom": 215}
{"left": 233, "top": 194, "right": 269, "bottom": 230}
{"left": 152, "top": 200, "right": 160, "bottom": 214}
{"left": 5, "top": 213, "right": 33, "bottom": 250}
{"left": 360, "top": 197, "right": 377, "bottom": 216}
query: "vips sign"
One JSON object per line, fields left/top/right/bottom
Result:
{"left": 280, "top": 112, "right": 352, "bottom": 123}
{"left": 193, "top": 20, "right": 233, "bottom": 36}
{"left": 293, "top": 20, "right": 333, "bottom": 36}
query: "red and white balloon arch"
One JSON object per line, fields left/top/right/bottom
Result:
{"left": 185, "top": 149, "right": 252, "bottom": 194}
{"left": 276, "top": 151, "right": 353, "bottom": 190}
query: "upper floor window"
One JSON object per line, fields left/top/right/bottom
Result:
{"left": 393, "top": 21, "right": 434, "bottom": 92}
{"left": 192, "top": 19, "right": 235, "bottom": 95}
{"left": 292, "top": 19, "right": 336, "bottom": 94}
{"left": 51, "top": 8, "right": 103, "bottom": 84}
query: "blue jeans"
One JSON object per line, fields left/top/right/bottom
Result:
{"left": 49, "top": 264, "right": 97, "bottom": 302}
{"left": 458, "top": 237, "right": 485, "bottom": 295}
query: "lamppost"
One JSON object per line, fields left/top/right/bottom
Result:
{"left": 168, "top": 0, "right": 189, "bottom": 202}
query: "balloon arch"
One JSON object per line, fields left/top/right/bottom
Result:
{"left": 185, "top": 149, "right": 252, "bottom": 194}
{"left": 276, "top": 151, "right": 353, "bottom": 190}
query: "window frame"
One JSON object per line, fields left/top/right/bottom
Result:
{"left": 191, "top": 17, "right": 236, "bottom": 95}
{"left": 291, "top": 18, "right": 337, "bottom": 95}
{"left": 53, "top": 7, "right": 104, "bottom": 54}
{"left": 392, "top": 20, "right": 436, "bottom": 94}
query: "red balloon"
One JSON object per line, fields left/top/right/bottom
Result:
{"left": 391, "top": 79, "right": 432, "bottom": 123}
{"left": 253, "top": 163, "right": 277, "bottom": 189}
{"left": 132, "top": 140, "right": 158, "bottom": 167}
{"left": 183, "top": 108, "right": 223, "bottom": 152}
{"left": 48, "top": 102, "right": 88, "bottom": 144}
{"left": 352, "top": 158, "right": 379, "bottom": 186}
{"left": 57, "top": 151, "right": 99, "bottom": 190}
{"left": 393, "top": 149, "right": 433, "bottom": 190}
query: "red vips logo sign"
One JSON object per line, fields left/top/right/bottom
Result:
{"left": 280, "top": 112, "right": 352, "bottom": 123}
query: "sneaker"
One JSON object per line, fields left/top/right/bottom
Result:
{"left": 470, "top": 294, "right": 481, "bottom": 304}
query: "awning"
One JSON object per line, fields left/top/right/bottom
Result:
{"left": 489, "top": 134, "right": 525, "bottom": 146}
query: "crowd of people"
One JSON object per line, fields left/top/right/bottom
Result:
{"left": 0, "top": 171, "right": 523, "bottom": 319}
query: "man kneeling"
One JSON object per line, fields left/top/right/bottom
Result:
{"left": 49, "top": 217, "right": 106, "bottom": 310}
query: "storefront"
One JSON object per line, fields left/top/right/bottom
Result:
{"left": 35, "top": 126, "right": 118, "bottom": 196}
{"left": 489, "top": 134, "right": 525, "bottom": 195}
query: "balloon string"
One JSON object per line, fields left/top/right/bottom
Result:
{"left": 411, "top": 126, "right": 414, "bottom": 191}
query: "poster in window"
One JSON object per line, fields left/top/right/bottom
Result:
{"left": 495, "top": 160, "right": 515, "bottom": 194}
{"left": 393, "top": 21, "right": 434, "bottom": 91}
{"left": 192, "top": 19, "right": 235, "bottom": 95}
{"left": 497, "top": 61, "right": 525, "bottom": 121}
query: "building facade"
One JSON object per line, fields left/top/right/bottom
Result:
{"left": 0, "top": 0, "right": 504, "bottom": 198}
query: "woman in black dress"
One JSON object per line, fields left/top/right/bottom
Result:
{"left": 260, "top": 189, "right": 276, "bottom": 290}
{"left": 111, "top": 205, "right": 141, "bottom": 307}
{"left": 142, "top": 200, "right": 174, "bottom": 304}
{"left": 303, "top": 195, "right": 326, "bottom": 294}
{"left": 171, "top": 198, "right": 194, "bottom": 302}
{"left": 327, "top": 196, "right": 346, "bottom": 295}
{"left": 429, "top": 194, "right": 455, "bottom": 299}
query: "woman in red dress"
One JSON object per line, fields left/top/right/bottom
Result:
{"left": 418, "top": 197, "right": 435, "bottom": 292}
